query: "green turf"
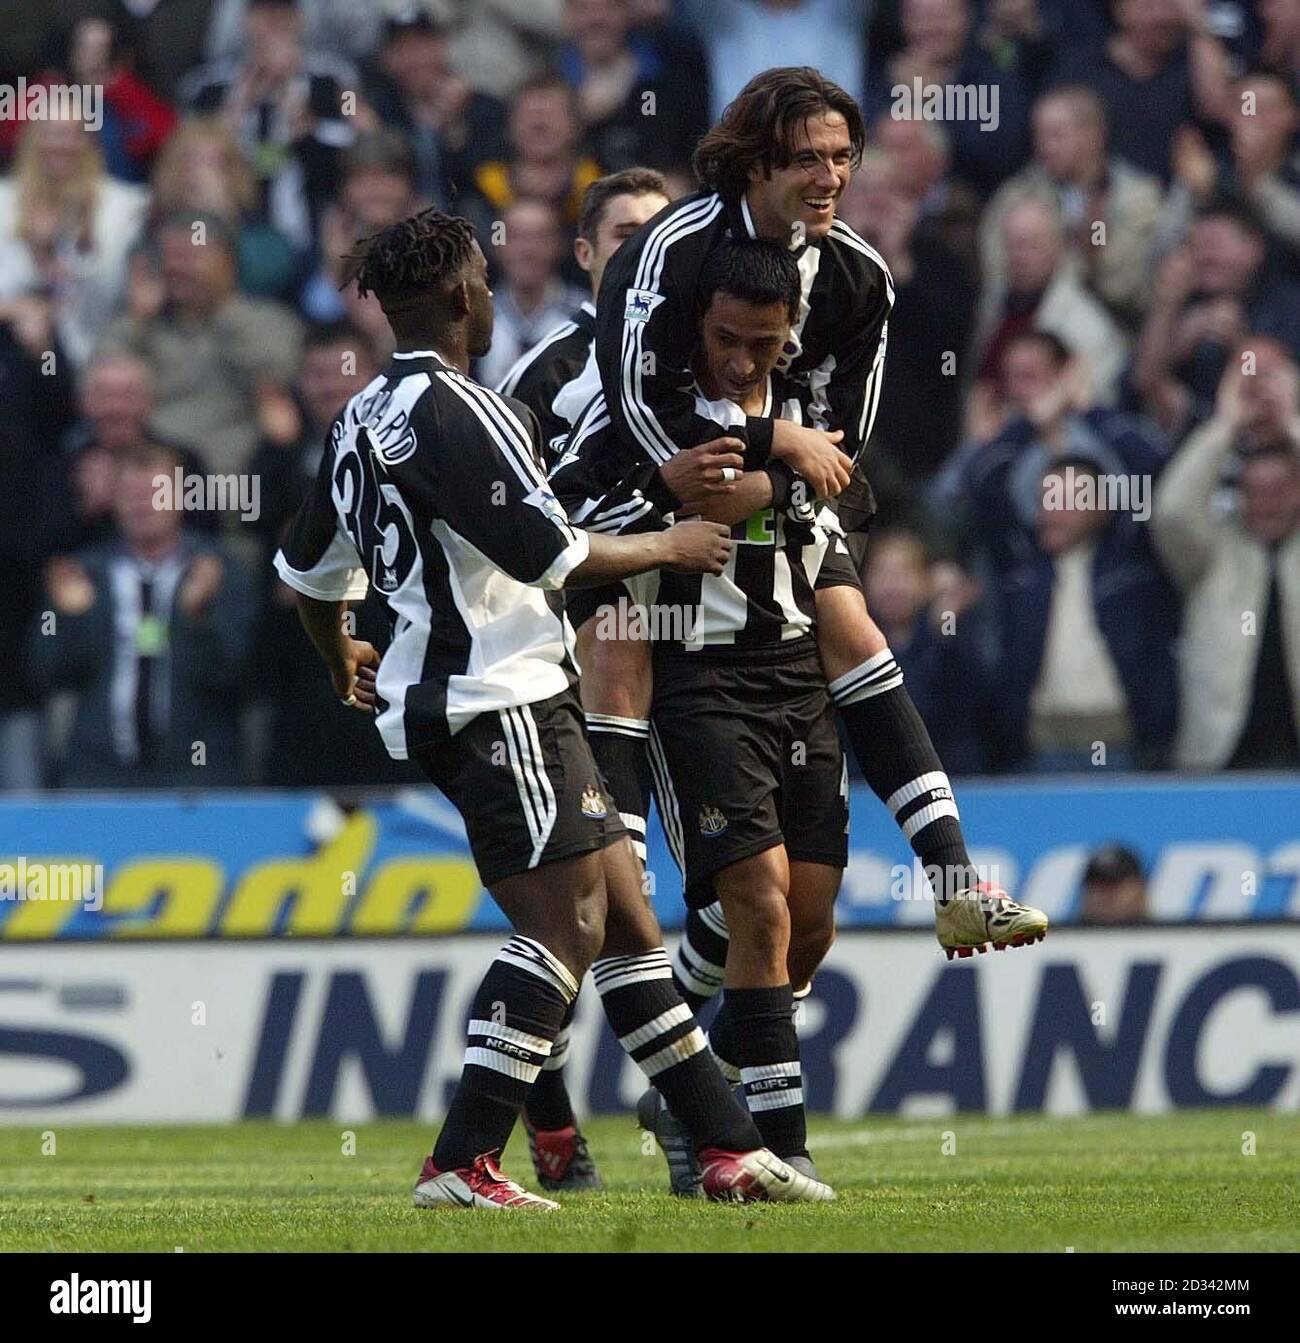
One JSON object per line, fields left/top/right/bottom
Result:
{"left": 0, "top": 1110, "right": 1296, "bottom": 1252}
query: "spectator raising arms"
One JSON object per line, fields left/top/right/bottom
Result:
{"left": 179, "top": 0, "right": 356, "bottom": 250}
{"left": 1152, "top": 346, "right": 1300, "bottom": 769}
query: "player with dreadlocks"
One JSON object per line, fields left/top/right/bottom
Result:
{"left": 275, "top": 208, "right": 833, "bottom": 1209}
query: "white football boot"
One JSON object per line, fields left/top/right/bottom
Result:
{"left": 412, "top": 1151, "right": 559, "bottom": 1210}
{"left": 936, "top": 882, "right": 1048, "bottom": 960}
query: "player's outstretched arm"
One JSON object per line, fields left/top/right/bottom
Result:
{"left": 292, "top": 595, "right": 381, "bottom": 713}
{"left": 567, "top": 520, "right": 733, "bottom": 587}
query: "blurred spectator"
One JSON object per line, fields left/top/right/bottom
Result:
{"left": 682, "top": 0, "right": 865, "bottom": 123}
{"left": 440, "top": 0, "right": 567, "bottom": 104}
{"left": 151, "top": 116, "right": 302, "bottom": 301}
{"left": 249, "top": 318, "right": 378, "bottom": 544}
{"left": 65, "top": 8, "right": 177, "bottom": 181}
{"left": 179, "top": 0, "right": 356, "bottom": 250}
{"left": 99, "top": 209, "right": 302, "bottom": 476}
{"left": 0, "top": 116, "right": 149, "bottom": 367}
{"left": 58, "top": 353, "right": 155, "bottom": 553}
{"left": 561, "top": 0, "right": 706, "bottom": 173}
{"left": 872, "top": 112, "right": 981, "bottom": 283}
{"left": 475, "top": 197, "right": 589, "bottom": 388}
{"left": 1079, "top": 843, "right": 1149, "bottom": 922}
{"left": 26, "top": 441, "right": 256, "bottom": 788}
{"left": 1047, "top": 0, "right": 1233, "bottom": 183}
{"left": 363, "top": 8, "right": 507, "bottom": 211}
{"left": 0, "top": 9, "right": 178, "bottom": 182}
{"left": 1133, "top": 200, "right": 1300, "bottom": 430}
{"left": 53, "top": 1, "right": 220, "bottom": 103}
{"left": 864, "top": 528, "right": 994, "bottom": 773}
{"left": 302, "top": 130, "right": 423, "bottom": 323}
{"left": 204, "top": 0, "right": 380, "bottom": 67}
{"left": 975, "top": 195, "right": 1127, "bottom": 403}
{"left": 1170, "top": 74, "right": 1300, "bottom": 277}
{"left": 247, "top": 320, "right": 422, "bottom": 786}
{"left": 1258, "top": 0, "right": 1300, "bottom": 93}
{"left": 1152, "top": 353, "right": 1300, "bottom": 769}
{"left": 842, "top": 149, "right": 976, "bottom": 478}
{"left": 464, "top": 75, "right": 603, "bottom": 267}
{"left": 965, "top": 369, "right": 1178, "bottom": 768}
{"left": 980, "top": 85, "right": 1165, "bottom": 332}
{"left": 0, "top": 298, "right": 77, "bottom": 790}
{"left": 868, "top": 0, "right": 1032, "bottom": 196}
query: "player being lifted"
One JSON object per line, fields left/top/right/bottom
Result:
{"left": 579, "top": 68, "right": 1047, "bottom": 999}
{"left": 274, "top": 209, "right": 832, "bottom": 1210}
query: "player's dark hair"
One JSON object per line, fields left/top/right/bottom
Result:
{"left": 577, "top": 167, "right": 667, "bottom": 241}
{"left": 698, "top": 240, "right": 801, "bottom": 323}
{"left": 693, "top": 66, "right": 865, "bottom": 197}
{"left": 342, "top": 208, "right": 477, "bottom": 313}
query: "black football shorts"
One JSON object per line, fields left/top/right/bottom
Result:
{"left": 413, "top": 690, "right": 626, "bottom": 888}
{"left": 648, "top": 640, "right": 849, "bottom": 907}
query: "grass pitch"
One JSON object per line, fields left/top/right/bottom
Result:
{"left": 1, "top": 1110, "right": 1296, "bottom": 1253}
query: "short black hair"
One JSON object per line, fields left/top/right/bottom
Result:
{"left": 302, "top": 318, "right": 372, "bottom": 354}
{"left": 698, "top": 240, "right": 801, "bottom": 324}
{"left": 343, "top": 208, "right": 477, "bottom": 312}
{"left": 577, "top": 167, "right": 667, "bottom": 241}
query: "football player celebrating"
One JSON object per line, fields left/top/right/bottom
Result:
{"left": 582, "top": 66, "right": 1047, "bottom": 976}
{"left": 275, "top": 209, "right": 832, "bottom": 1210}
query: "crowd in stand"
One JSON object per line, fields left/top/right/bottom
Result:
{"left": 0, "top": 0, "right": 1297, "bottom": 791}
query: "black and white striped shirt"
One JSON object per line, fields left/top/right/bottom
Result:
{"left": 274, "top": 351, "right": 589, "bottom": 757}
{"left": 656, "top": 376, "right": 845, "bottom": 652}
{"left": 496, "top": 300, "right": 597, "bottom": 469}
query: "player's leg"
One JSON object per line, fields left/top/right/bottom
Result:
{"left": 671, "top": 900, "right": 729, "bottom": 1014}
{"left": 814, "top": 575, "right": 1048, "bottom": 955}
{"left": 575, "top": 585, "right": 655, "bottom": 865}
{"left": 410, "top": 696, "right": 619, "bottom": 1210}
{"left": 709, "top": 845, "right": 817, "bottom": 1168}
{"left": 520, "top": 587, "right": 653, "bottom": 1180}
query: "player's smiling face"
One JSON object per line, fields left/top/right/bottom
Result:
{"left": 697, "top": 292, "right": 790, "bottom": 410}
{"left": 748, "top": 112, "right": 854, "bottom": 244}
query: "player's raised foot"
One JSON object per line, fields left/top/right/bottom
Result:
{"left": 412, "top": 1151, "right": 559, "bottom": 1210}
{"left": 523, "top": 1119, "right": 603, "bottom": 1192}
{"left": 636, "top": 1087, "right": 703, "bottom": 1198}
{"left": 699, "top": 1147, "right": 836, "bottom": 1203}
{"left": 937, "top": 882, "right": 1048, "bottom": 959}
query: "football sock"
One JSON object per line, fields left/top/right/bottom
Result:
{"left": 719, "top": 984, "right": 807, "bottom": 1160}
{"left": 704, "top": 995, "right": 743, "bottom": 1085}
{"left": 432, "top": 935, "right": 576, "bottom": 1172}
{"left": 593, "top": 947, "right": 760, "bottom": 1153}
{"left": 523, "top": 998, "right": 577, "bottom": 1131}
{"left": 585, "top": 714, "right": 651, "bottom": 865}
{"left": 830, "top": 652, "right": 977, "bottom": 905}
{"left": 671, "top": 901, "right": 729, "bottom": 1013}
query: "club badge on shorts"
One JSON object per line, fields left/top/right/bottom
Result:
{"left": 580, "top": 786, "right": 608, "bottom": 820}
{"left": 699, "top": 805, "right": 727, "bottom": 837}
